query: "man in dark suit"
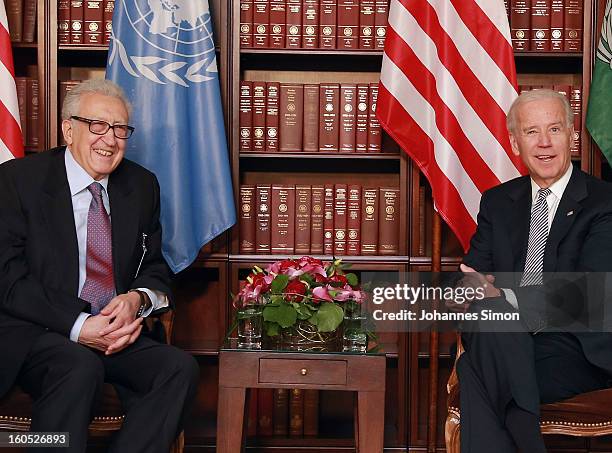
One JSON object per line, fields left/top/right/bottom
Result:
{"left": 454, "top": 89, "right": 612, "bottom": 452}
{"left": 0, "top": 79, "right": 199, "bottom": 452}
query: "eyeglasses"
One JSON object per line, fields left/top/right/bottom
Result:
{"left": 71, "top": 116, "right": 135, "bottom": 139}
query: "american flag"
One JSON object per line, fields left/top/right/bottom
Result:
{"left": 377, "top": 0, "right": 525, "bottom": 251}
{"left": 0, "top": 1, "right": 23, "bottom": 164}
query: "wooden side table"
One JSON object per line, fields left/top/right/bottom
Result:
{"left": 216, "top": 348, "right": 386, "bottom": 452}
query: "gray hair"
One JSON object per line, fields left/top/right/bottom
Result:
{"left": 506, "top": 89, "right": 573, "bottom": 134}
{"left": 61, "top": 79, "right": 132, "bottom": 121}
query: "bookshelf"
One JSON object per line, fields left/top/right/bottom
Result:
{"left": 5, "top": 0, "right": 611, "bottom": 450}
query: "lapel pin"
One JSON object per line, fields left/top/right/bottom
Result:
{"left": 567, "top": 210, "right": 574, "bottom": 216}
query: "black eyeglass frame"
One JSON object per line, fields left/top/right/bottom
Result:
{"left": 70, "top": 115, "right": 135, "bottom": 139}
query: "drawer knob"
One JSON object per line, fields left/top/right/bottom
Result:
{"left": 300, "top": 368, "right": 308, "bottom": 376}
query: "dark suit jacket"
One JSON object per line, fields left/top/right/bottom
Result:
{"left": 0, "top": 147, "right": 171, "bottom": 397}
{"left": 463, "top": 167, "right": 612, "bottom": 373}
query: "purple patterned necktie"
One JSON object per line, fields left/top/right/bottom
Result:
{"left": 80, "top": 182, "right": 115, "bottom": 314}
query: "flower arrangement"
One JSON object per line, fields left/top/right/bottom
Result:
{"left": 234, "top": 256, "right": 366, "bottom": 337}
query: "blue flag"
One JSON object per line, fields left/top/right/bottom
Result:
{"left": 106, "top": 0, "right": 235, "bottom": 273}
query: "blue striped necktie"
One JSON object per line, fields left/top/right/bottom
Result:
{"left": 521, "top": 188, "right": 552, "bottom": 286}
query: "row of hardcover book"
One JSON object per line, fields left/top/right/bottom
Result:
{"left": 240, "top": 81, "right": 383, "bottom": 153}
{"left": 239, "top": 184, "right": 400, "bottom": 256}
{"left": 14, "top": 77, "right": 40, "bottom": 149}
{"left": 506, "top": 0, "right": 583, "bottom": 52}
{"left": 240, "top": 0, "right": 388, "bottom": 50}
{"left": 57, "top": 0, "right": 114, "bottom": 46}
{"left": 518, "top": 83, "right": 582, "bottom": 157}
{"left": 4, "top": 0, "right": 37, "bottom": 42}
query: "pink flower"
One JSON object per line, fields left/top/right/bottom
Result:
{"left": 312, "top": 286, "right": 333, "bottom": 303}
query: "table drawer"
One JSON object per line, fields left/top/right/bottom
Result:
{"left": 258, "top": 358, "right": 347, "bottom": 385}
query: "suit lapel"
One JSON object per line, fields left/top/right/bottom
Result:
{"left": 40, "top": 149, "right": 80, "bottom": 296}
{"left": 507, "top": 178, "right": 532, "bottom": 271}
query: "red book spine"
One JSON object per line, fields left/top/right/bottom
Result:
{"left": 337, "top": 0, "right": 359, "bottom": 50}
{"left": 252, "top": 81, "right": 267, "bottom": 152}
{"left": 563, "top": 0, "right": 582, "bottom": 52}
{"left": 240, "top": 185, "right": 256, "bottom": 254}
{"left": 295, "top": 185, "right": 312, "bottom": 254}
{"left": 333, "top": 184, "right": 348, "bottom": 255}
{"left": 103, "top": 0, "right": 114, "bottom": 44}
{"left": 256, "top": 185, "right": 272, "bottom": 254}
{"left": 367, "top": 83, "right": 381, "bottom": 153}
{"left": 511, "top": 0, "right": 531, "bottom": 52}
{"left": 247, "top": 390, "right": 258, "bottom": 437}
{"left": 58, "top": 0, "right": 71, "bottom": 44}
{"left": 320, "top": 0, "right": 337, "bottom": 49}
{"left": 279, "top": 83, "right": 304, "bottom": 152}
{"left": 550, "top": 0, "right": 564, "bottom": 51}
{"left": 379, "top": 188, "right": 399, "bottom": 255}
{"left": 270, "top": 0, "right": 287, "bottom": 47}
{"left": 70, "top": 0, "right": 84, "bottom": 44}
{"left": 347, "top": 185, "right": 361, "bottom": 256}
{"left": 339, "top": 84, "right": 357, "bottom": 153}
{"left": 323, "top": 184, "right": 334, "bottom": 255}
{"left": 310, "top": 185, "right": 325, "bottom": 254}
{"left": 374, "top": 0, "right": 388, "bottom": 49}
{"left": 359, "top": 0, "right": 375, "bottom": 49}
{"left": 271, "top": 185, "right": 296, "bottom": 254}
{"left": 530, "top": 0, "right": 550, "bottom": 51}
{"left": 303, "top": 84, "right": 320, "bottom": 152}
{"left": 22, "top": 0, "right": 37, "bottom": 43}
{"left": 286, "top": 0, "right": 302, "bottom": 48}
{"left": 303, "top": 389, "right": 319, "bottom": 437}
{"left": 319, "top": 84, "right": 340, "bottom": 152}
{"left": 258, "top": 388, "right": 274, "bottom": 437}
{"left": 266, "top": 82, "right": 280, "bottom": 152}
{"left": 273, "top": 389, "right": 289, "bottom": 436}
{"left": 240, "top": 81, "right": 253, "bottom": 152}
{"left": 570, "top": 86, "right": 581, "bottom": 157}
{"left": 84, "top": 0, "right": 104, "bottom": 45}
{"left": 355, "top": 83, "right": 369, "bottom": 152}
{"left": 361, "top": 188, "right": 379, "bottom": 255}
{"left": 302, "top": 0, "right": 319, "bottom": 48}
{"left": 254, "top": 0, "right": 270, "bottom": 47}
{"left": 26, "top": 78, "right": 39, "bottom": 149}
{"left": 241, "top": 0, "right": 254, "bottom": 48}
{"left": 16, "top": 78, "right": 27, "bottom": 146}
{"left": 59, "top": 80, "right": 81, "bottom": 146}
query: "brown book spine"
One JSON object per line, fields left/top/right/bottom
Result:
{"left": 252, "top": 81, "right": 267, "bottom": 152}
{"left": 511, "top": 0, "right": 530, "bottom": 52}
{"left": 103, "top": 0, "right": 113, "bottom": 45}
{"left": 266, "top": 82, "right": 280, "bottom": 152}
{"left": 254, "top": 0, "right": 270, "bottom": 48}
{"left": 361, "top": 188, "right": 379, "bottom": 255}
{"left": 347, "top": 185, "right": 361, "bottom": 256}
{"left": 247, "top": 390, "right": 258, "bottom": 437}
{"left": 334, "top": 184, "right": 348, "bottom": 255}
{"left": 295, "top": 185, "right": 312, "bottom": 254}
{"left": 279, "top": 83, "right": 304, "bottom": 151}
{"left": 241, "top": 0, "right": 254, "bottom": 48}
{"left": 270, "top": 0, "right": 286, "bottom": 47}
{"left": 550, "top": 0, "right": 564, "bottom": 51}
{"left": 570, "top": 86, "right": 581, "bottom": 157}
{"left": 240, "top": 81, "right": 253, "bottom": 152}
{"left": 340, "top": 84, "right": 357, "bottom": 153}
{"left": 418, "top": 186, "right": 426, "bottom": 256}
{"left": 289, "top": 388, "right": 304, "bottom": 437}
{"left": 310, "top": 185, "right": 325, "bottom": 254}
{"left": 5, "top": 0, "right": 23, "bottom": 41}
{"left": 530, "top": 0, "right": 550, "bottom": 51}
{"left": 320, "top": 0, "right": 337, "bottom": 49}
{"left": 271, "top": 185, "right": 296, "bottom": 254}
{"left": 273, "top": 388, "right": 289, "bottom": 436}
{"left": 553, "top": 84, "right": 571, "bottom": 99}
{"left": 16, "top": 78, "right": 27, "bottom": 146}
{"left": 256, "top": 185, "right": 272, "bottom": 254}
{"left": 26, "top": 78, "right": 39, "bottom": 149}
{"left": 367, "top": 83, "right": 381, "bottom": 153}
{"left": 240, "top": 185, "right": 256, "bottom": 254}
{"left": 84, "top": 0, "right": 103, "bottom": 45}
{"left": 323, "top": 184, "right": 334, "bottom": 255}
{"left": 563, "top": 0, "right": 582, "bottom": 52}
{"left": 302, "top": 0, "right": 319, "bottom": 48}
{"left": 379, "top": 188, "right": 399, "bottom": 255}
{"left": 374, "top": 0, "right": 388, "bottom": 49}
{"left": 58, "top": 0, "right": 71, "bottom": 44}
{"left": 303, "top": 389, "right": 319, "bottom": 437}
{"left": 355, "top": 84, "right": 369, "bottom": 152}
{"left": 22, "top": 0, "right": 37, "bottom": 43}
{"left": 58, "top": 80, "right": 80, "bottom": 146}
{"left": 337, "top": 0, "right": 359, "bottom": 50}
{"left": 359, "top": 0, "right": 375, "bottom": 49}
{"left": 302, "top": 84, "right": 320, "bottom": 152}
{"left": 319, "top": 84, "right": 340, "bottom": 152}
{"left": 258, "top": 388, "right": 274, "bottom": 436}
{"left": 286, "top": 0, "right": 302, "bottom": 48}
{"left": 70, "top": 0, "right": 84, "bottom": 44}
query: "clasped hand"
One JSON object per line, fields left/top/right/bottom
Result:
{"left": 446, "top": 264, "right": 502, "bottom": 312}
{"left": 78, "top": 292, "right": 143, "bottom": 355}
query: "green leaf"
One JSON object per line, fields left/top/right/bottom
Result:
{"left": 293, "top": 303, "right": 313, "bottom": 320}
{"left": 311, "top": 302, "right": 344, "bottom": 332}
{"left": 263, "top": 303, "right": 297, "bottom": 328}
{"left": 346, "top": 273, "right": 358, "bottom": 287}
{"left": 271, "top": 274, "right": 289, "bottom": 293}
{"left": 265, "top": 321, "right": 280, "bottom": 337}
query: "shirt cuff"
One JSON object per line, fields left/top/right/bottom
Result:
{"left": 501, "top": 288, "right": 519, "bottom": 310}
{"left": 135, "top": 288, "right": 170, "bottom": 317}
{"left": 70, "top": 312, "right": 91, "bottom": 342}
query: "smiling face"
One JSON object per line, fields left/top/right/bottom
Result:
{"left": 62, "top": 92, "right": 129, "bottom": 181}
{"left": 509, "top": 96, "right": 573, "bottom": 189}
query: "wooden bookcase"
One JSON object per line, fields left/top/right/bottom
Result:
{"left": 7, "top": 0, "right": 611, "bottom": 451}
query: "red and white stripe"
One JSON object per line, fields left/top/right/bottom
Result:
{"left": 377, "top": 0, "right": 526, "bottom": 252}
{"left": 0, "top": 2, "right": 24, "bottom": 164}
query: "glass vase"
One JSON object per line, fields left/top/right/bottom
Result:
{"left": 281, "top": 320, "right": 339, "bottom": 352}
{"left": 237, "top": 304, "right": 263, "bottom": 349}
{"left": 342, "top": 301, "right": 367, "bottom": 352}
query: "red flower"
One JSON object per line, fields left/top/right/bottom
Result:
{"left": 314, "top": 273, "right": 329, "bottom": 284}
{"left": 285, "top": 279, "right": 307, "bottom": 302}
{"left": 329, "top": 274, "right": 348, "bottom": 286}
{"left": 249, "top": 273, "right": 271, "bottom": 293}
